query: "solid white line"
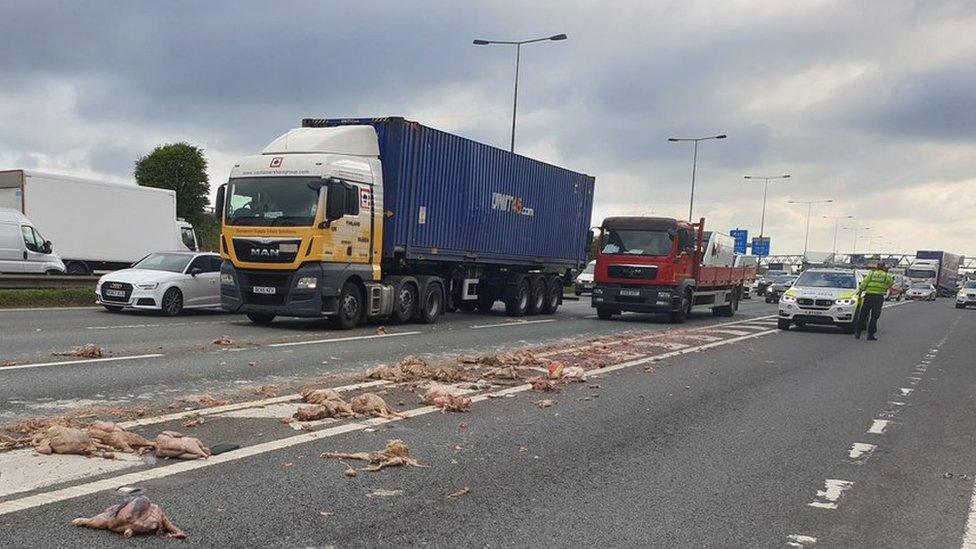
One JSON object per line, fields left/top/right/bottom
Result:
{"left": 960, "top": 481, "right": 976, "bottom": 548}
{"left": 0, "top": 317, "right": 782, "bottom": 516}
{"left": 701, "top": 328, "right": 754, "bottom": 337}
{"left": 469, "top": 319, "right": 556, "bottom": 329}
{"left": 0, "top": 354, "right": 164, "bottom": 372}
{"left": 867, "top": 419, "right": 890, "bottom": 434}
{"left": 268, "top": 331, "right": 421, "bottom": 348}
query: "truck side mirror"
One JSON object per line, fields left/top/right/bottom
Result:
{"left": 586, "top": 229, "right": 595, "bottom": 251}
{"left": 43, "top": 240, "right": 52, "bottom": 254}
{"left": 215, "top": 184, "right": 226, "bottom": 221}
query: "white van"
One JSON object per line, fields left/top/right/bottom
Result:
{"left": 0, "top": 208, "right": 66, "bottom": 274}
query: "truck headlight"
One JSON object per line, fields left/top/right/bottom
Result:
{"left": 593, "top": 287, "right": 603, "bottom": 295}
{"left": 137, "top": 282, "right": 158, "bottom": 290}
{"left": 220, "top": 273, "right": 235, "bottom": 286}
{"left": 296, "top": 276, "right": 317, "bottom": 290}
{"left": 835, "top": 298, "right": 856, "bottom": 305}
{"left": 781, "top": 294, "right": 796, "bottom": 303}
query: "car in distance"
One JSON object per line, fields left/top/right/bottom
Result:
{"left": 575, "top": 260, "right": 596, "bottom": 295}
{"left": 955, "top": 280, "right": 976, "bottom": 309}
{"left": 756, "top": 269, "right": 789, "bottom": 296}
{"left": 777, "top": 268, "right": 862, "bottom": 333}
{"left": 905, "top": 283, "right": 937, "bottom": 301}
{"left": 0, "top": 208, "right": 66, "bottom": 274}
{"left": 885, "top": 273, "right": 907, "bottom": 301}
{"left": 764, "top": 275, "right": 797, "bottom": 303}
{"left": 96, "top": 252, "right": 223, "bottom": 315}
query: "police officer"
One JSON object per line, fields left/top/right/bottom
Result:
{"left": 855, "top": 262, "right": 894, "bottom": 340}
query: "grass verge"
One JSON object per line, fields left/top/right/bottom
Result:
{"left": 0, "top": 287, "right": 96, "bottom": 308}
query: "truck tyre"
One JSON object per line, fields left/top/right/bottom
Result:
{"left": 713, "top": 289, "right": 738, "bottom": 317}
{"left": 527, "top": 276, "right": 545, "bottom": 315}
{"left": 669, "top": 291, "right": 691, "bottom": 324}
{"left": 247, "top": 313, "right": 276, "bottom": 325}
{"left": 596, "top": 307, "right": 615, "bottom": 320}
{"left": 103, "top": 305, "right": 123, "bottom": 313}
{"left": 331, "top": 282, "right": 362, "bottom": 330}
{"left": 160, "top": 288, "right": 183, "bottom": 316}
{"left": 778, "top": 319, "right": 791, "bottom": 330}
{"left": 505, "top": 278, "right": 530, "bottom": 317}
{"left": 541, "top": 276, "right": 561, "bottom": 315}
{"left": 390, "top": 282, "right": 417, "bottom": 324}
{"left": 65, "top": 261, "right": 90, "bottom": 276}
{"left": 418, "top": 283, "right": 443, "bottom": 324}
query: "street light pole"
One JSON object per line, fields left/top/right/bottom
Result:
{"left": 787, "top": 199, "right": 833, "bottom": 255}
{"left": 668, "top": 134, "right": 727, "bottom": 220}
{"left": 473, "top": 33, "right": 567, "bottom": 152}
{"left": 744, "top": 174, "right": 790, "bottom": 237}
{"left": 822, "top": 214, "right": 853, "bottom": 258}
{"left": 843, "top": 226, "right": 871, "bottom": 256}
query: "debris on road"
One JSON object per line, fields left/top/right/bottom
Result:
{"left": 366, "top": 355, "right": 463, "bottom": 383}
{"left": 422, "top": 386, "right": 472, "bottom": 412}
{"left": 212, "top": 335, "right": 233, "bottom": 346}
{"left": 72, "top": 496, "right": 186, "bottom": 539}
{"left": 52, "top": 343, "right": 103, "bottom": 358}
{"left": 458, "top": 421, "right": 468, "bottom": 429}
{"left": 528, "top": 377, "right": 559, "bottom": 392}
{"left": 1, "top": 359, "right": 16, "bottom": 367}
{"left": 154, "top": 431, "right": 211, "bottom": 460}
{"left": 446, "top": 486, "right": 470, "bottom": 499}
{"left": 32, "top": 425, "right": 104, "bottom": 456}
{"left": 350, "top": 393, "right": 403, "bottom": 419}
{"left": 253, "top": 385, "right": 278, "bottom": 397}
{"left": 181, "top": 414, "right": 204, "bottom": 428}
{"left": 535, "top": 399, "right": 555, "bottom": 409}
{"left": 321, "top": 439, "right": 425, "bottom": 472}
{"left": 366, "top": 489, "right": 403, "bottom": 498}
{"left": 87, "top": 421, "right": 154, "bottom": 453}
{"left": 169, "top": 394, "right": 231, "bottom": 410}
{"left": 482, "top": 365, "right": 521, "bottom": 380}
{"left": 376, "top": 326, "right": 388, "bottom": 335}
{"left": 343, "top": 463, "right": 358, "bottom": 477}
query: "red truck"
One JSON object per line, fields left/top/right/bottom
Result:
{"left": 591, "top": 217, "right": 755, "bottom": 323}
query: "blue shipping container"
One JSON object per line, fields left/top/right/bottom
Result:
{"left": 302, "top": 117, "right": 595, "bottom": 270}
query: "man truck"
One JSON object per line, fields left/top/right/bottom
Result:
{"left": 591, "top": 217, "right": 755, "bottom": 322}
{"left": 908, "top": 250, "right": 963, "bottom": 297}
{"left": 216, "top": 117, "right": 595, "bottom": 328}
{"left": 0, "top": 170, "right": 199, "bottom": 274}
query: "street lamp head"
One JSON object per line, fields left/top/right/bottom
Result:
{"left": 668, "top": 137, "right": 680, "bottom": 142}
{"left": 715, "top": 134, "right": 727, "bottom": 139}
{"left": 473, "top": 39, "right": 490, "bottom": 45}
{"left": 549, "top": 34, "right": 568, "bottom": 41}
{"left": 781, "top": 174, "right": 791, "bottom": 178}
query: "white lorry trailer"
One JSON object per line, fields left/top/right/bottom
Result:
{"left": 0, "top": 170, "right": 198, "bottom": 274}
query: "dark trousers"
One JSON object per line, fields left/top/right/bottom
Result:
{"left": 857, "top": 294, "right": 885, "bottom": 335}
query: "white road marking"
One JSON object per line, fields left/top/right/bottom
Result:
{"left": 676, "top": 333, "right": 723, "bottom": 342}
{"left": 701, "top": 328, "right": 753, "bottom": 337}
{"left": 867, "top": 419, "right": 890, "bottom": 434}
{"left": 85, "top": 319, "right": 237, "bottom": 330}
{"left": 0, "top": 323, "right": 781, "bottom": 516}
{"left": 787, "top": 534, "right": 818, "bottom": 547}
{"left": 470, "top": 319, "right": 556, "bottom": 329}
{"left": 0, "top": 306, "right": 100, "bottom": 312}
{"left": 0, "top": 354, "right": 164, "bottom": 372}
{"left": 0, "top": 450, "right": 142, "bottom": 498}
{"left": 849, "top": 442, "right": 877, "bottom": 463}
{"left": 960, "top": 479, "right": 976, "bottom": 548}
{"left": 268, "top": 331, "right": 421, "bottom": 348}
{"left": 809, "top": 479, "right": 853, "bottom": 509}
{"left": 907, "top": 377, "right": 921, "bottom": 385}
{"left": 888, "top": 401, "right": 905, "bottom": 406}
{"left": 899, "top": 388, "right": 914, "bottom": 396}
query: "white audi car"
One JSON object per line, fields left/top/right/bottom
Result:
{"left": 96, "top": 252, "right": 223, "bottom": 315}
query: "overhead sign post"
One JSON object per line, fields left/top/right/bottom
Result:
{"left": 730, "top": 229, "right": 749, "bottom": 255}
{"left": 752, "top": 236, "right": 771, "bottom": 257}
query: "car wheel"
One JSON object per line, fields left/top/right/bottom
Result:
{"left": 777, "top": 319, "right": 790, "bottom": 330}
{"left": 161, "top": 288, "right": 183, "bottom": 316}
{"left": 391, "top": 282, "right": 417, "bottom": 324}
{"left": 331, "top": 282, "right": 363, "bottom": 330}
{"left": 418, "top": 282, "right": 443, "bottom": 324}
{"left": 247, "top": 313, "right": 275, "bottom": 325}
{"left": 103, "top": 305, "right": 123, "bottom": 313}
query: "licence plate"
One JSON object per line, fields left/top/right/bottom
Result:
{"left": 619, "top": 289, "right": 641, "bottom": 297}
{"left": 803, "top": 309, "right": 826, "bottom": 315}
{"left": 105, "top": 289, "right": 125, "bottom": 298}
{"left": 252, "top": 286, "right": 276, "bottom": 295}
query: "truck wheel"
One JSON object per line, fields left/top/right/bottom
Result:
{"left": 65, "top": 261, "right": 90, "bottom": 276}
{"left": 541, "top": 276, "right": 561, "bottom": 314}
{"left": 669, "top": 292, "right": 691, "bottom": 324}
{"left": 713, "top": 290, "right": 738, "bottom": 317}
{"left": 526, "top": 276, "right": 545, "bottom": 315}
{"left": 418, "top": 283, "right": 443, "bottom": 324}
{"left": 596, "top": 307, "right": 615, "bottom": 320}
{"left": 247, "top": 313, "right": 276, "bottom": 325}
{"left": 390, "top": 282, "right": 417, "bottom": 324}
{"left": 505, "top": 278, "right": 530, "bottom": 317}
{"left": 777, "top": 319, "right": 791, "bottom": 330}
{"left": 331, "top": 282, "right": 362, "bottom": 330}
{"left": 160, "top": 288, "right": 183, "bottom": 316}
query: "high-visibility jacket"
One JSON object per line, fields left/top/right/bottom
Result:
{"left": 859, "top": 269, "right": 894, "bottom": 295}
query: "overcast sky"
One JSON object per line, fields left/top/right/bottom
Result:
{"left": 2, "top": 0, "right": 974, "bottom": 257}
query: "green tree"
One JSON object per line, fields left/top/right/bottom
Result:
{"left": 135, "top": 143, "right": 210, "bottom": 224}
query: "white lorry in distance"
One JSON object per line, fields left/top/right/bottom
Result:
{"left": 0, "top": 208, "right": 66, "bottom": 274}
{"left": 0, "top": 170, "right": 199, "bottom": 275}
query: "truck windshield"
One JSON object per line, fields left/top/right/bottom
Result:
{"left": 601, "top": 229, "right": 673, "bottom": 256}
{"left": 906, "top": 268, "right": 935, "bottom": 278}
{"left": 794, "top": 271, "right": 856, "bottom": 289}
{"left": 225, "top": 177, "right": 321, "bottom": 227}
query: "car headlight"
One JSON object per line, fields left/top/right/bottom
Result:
{"left": 835, "top": 298, "right": 856, "bottom": 305}
{"left": 296, "top": 276, "right": 317, "bottom": 290}
{"left": 220, "top": 273, "right": 235, "bottom": 286}
{"left": 137, "top": 282, "right": 158, "bottom": 290}
{"left": 781, "top": 294, "right": 796, "bottom": 303}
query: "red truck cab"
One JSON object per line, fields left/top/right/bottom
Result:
{"left": 592, "top": 216, "right": 755, "bottom": 323}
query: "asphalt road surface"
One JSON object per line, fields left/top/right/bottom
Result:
{"left": 2, "top": 297, "right": 976, "bottom": 548}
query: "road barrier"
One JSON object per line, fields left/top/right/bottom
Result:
{"left": 0, "top": 275, "right": 100, "bottom": 290}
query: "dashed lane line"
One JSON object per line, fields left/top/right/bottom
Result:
{"left": 809, "top": 479, "right": 854, "bottom": 509}
{"left": 470, "top": 319, "right": 557, "bottom": 329}
{"left": 267, "top": 331, "right": 421, "bottom": 348}
{"left": 867, "top": 419, "right": 890, "bottom": 434}
{"left": 0, "top": 354, "right": 164, "bottom": 373}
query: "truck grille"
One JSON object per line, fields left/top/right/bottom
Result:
{"left": 607, "top": 265, "right": 658, "bottom": 280}
{"left": 100, "top": 281, "right": 132, "bottom": 302}
{"left": 232, "top": 238, "right": 301, "bottom": 263}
